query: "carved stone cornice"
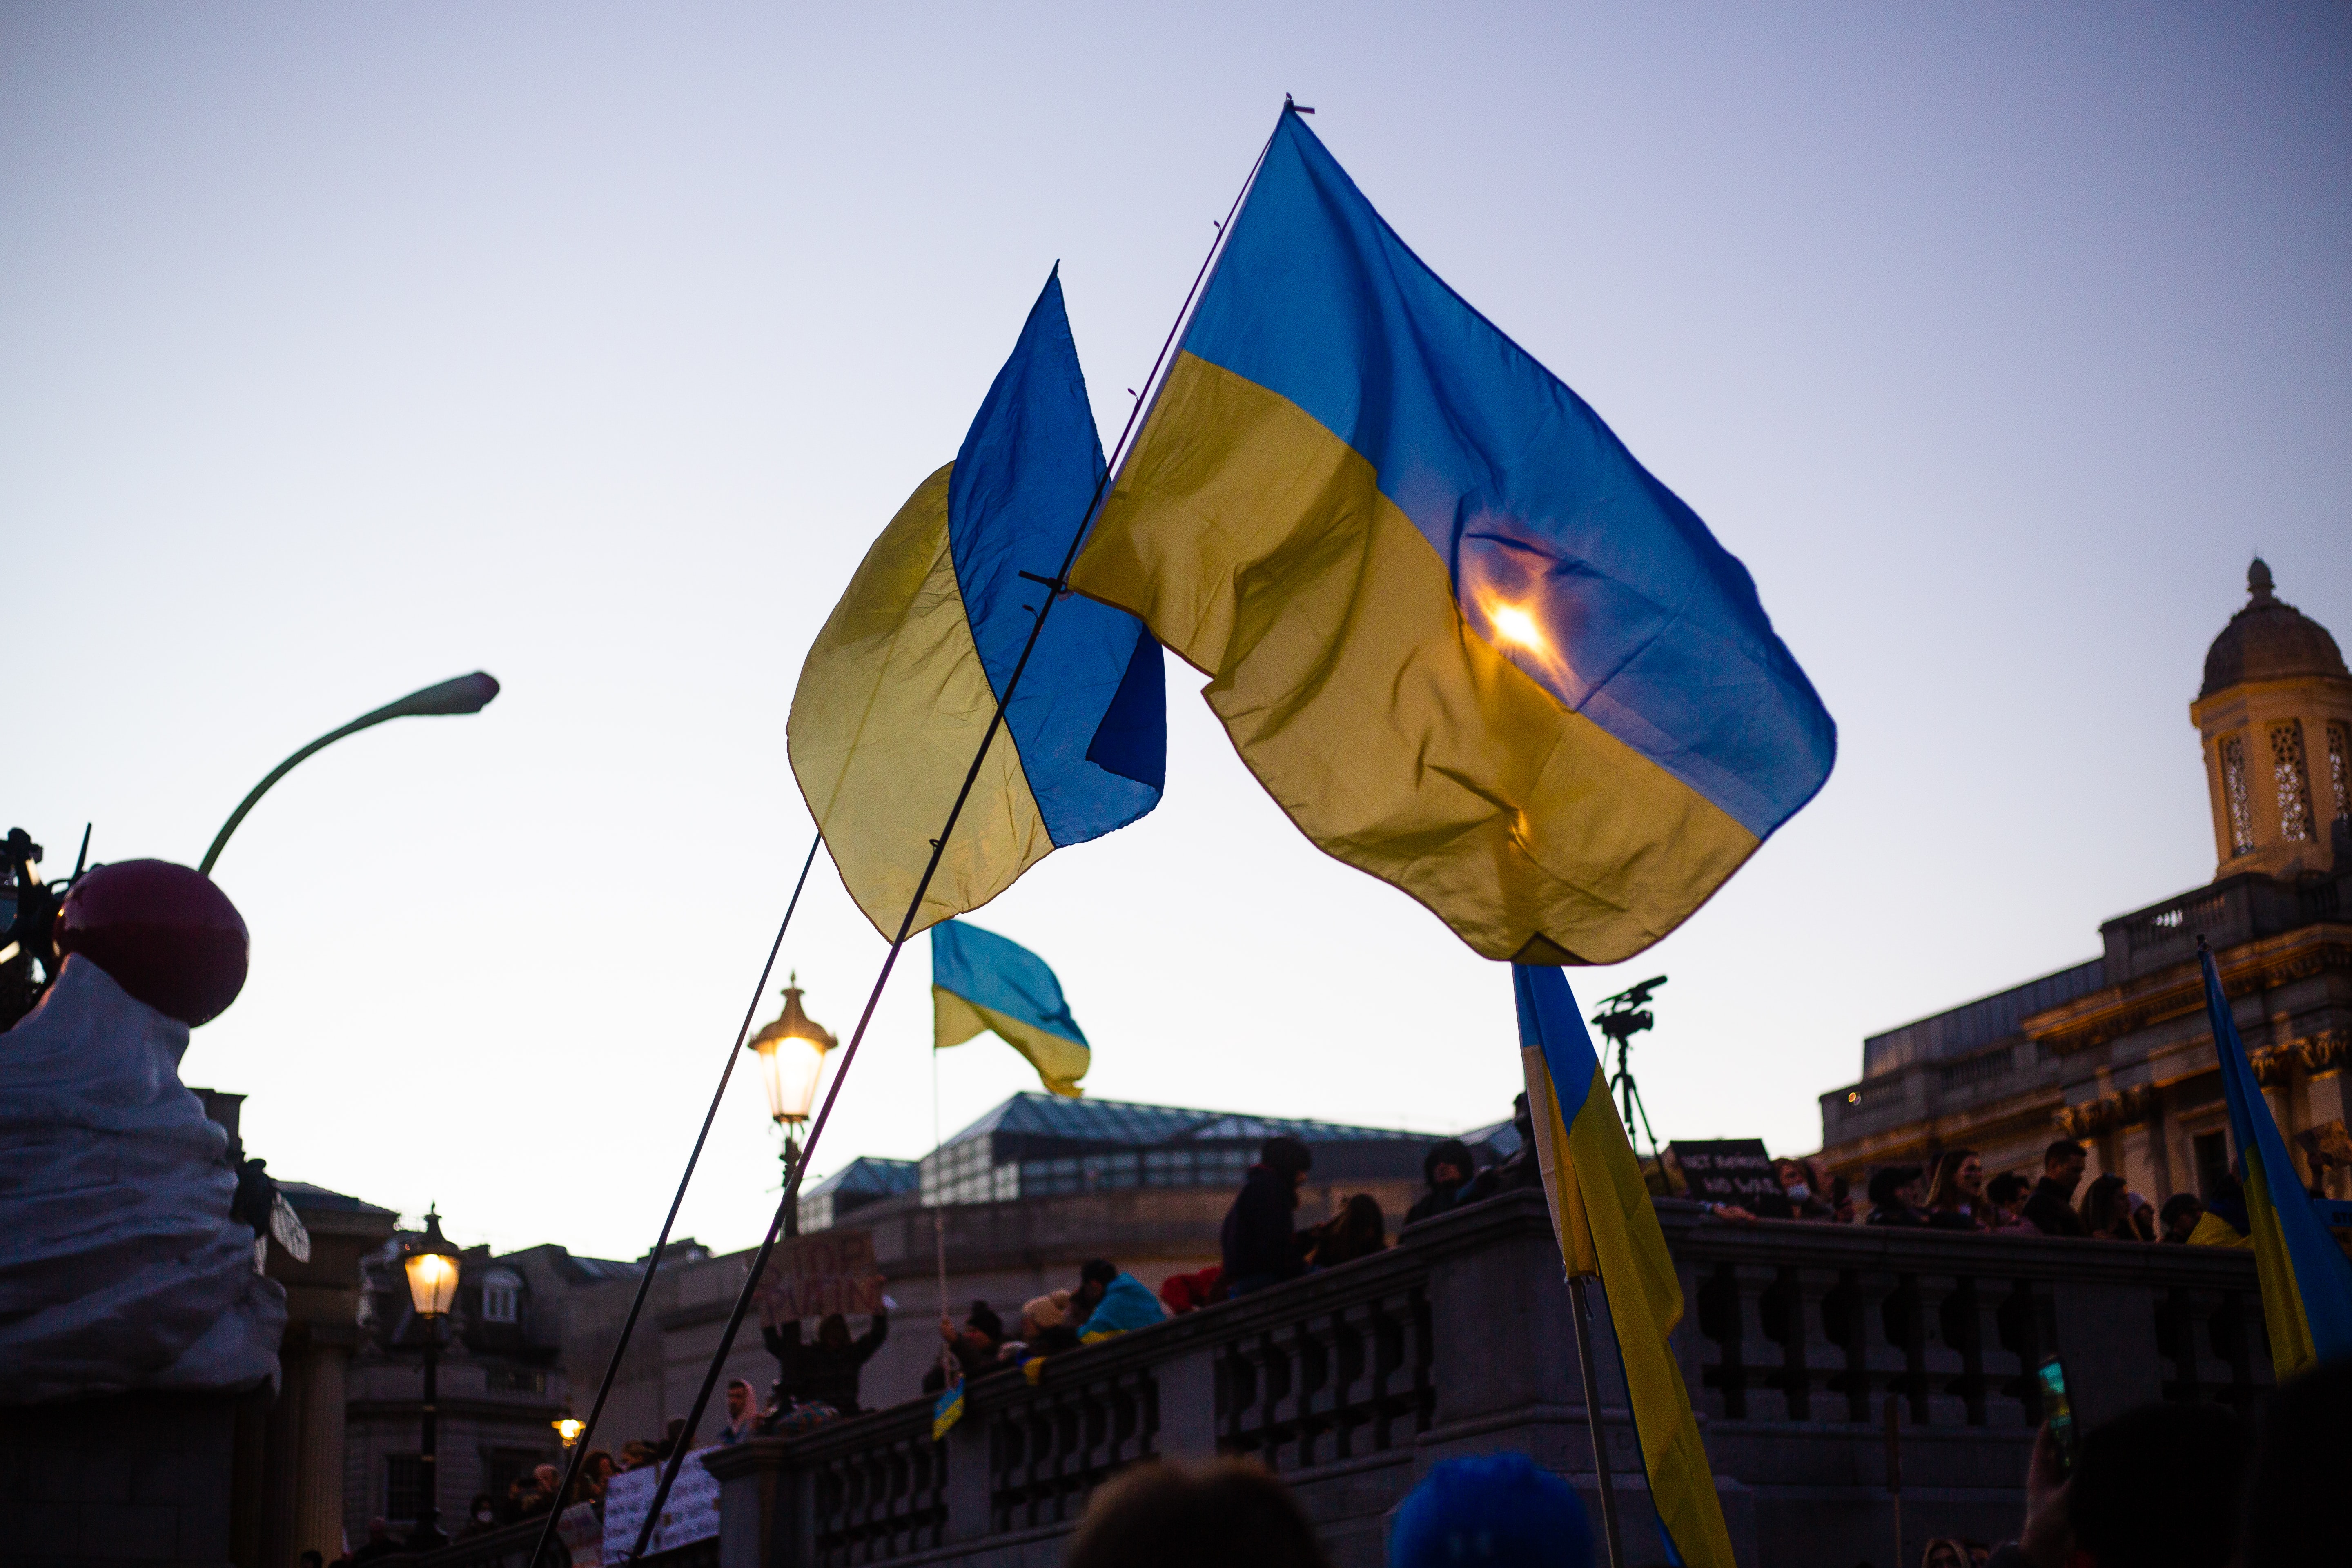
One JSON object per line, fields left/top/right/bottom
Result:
{"left": 2022, "top": 924, "right": 2352, "bottom": 1057}
{"left": 2296, "top": 1029, "right": 2350, "bottom": 1075}
{"left": 2054, "top": 1083, "right": 2160, "bottom": 1139}
{"left": 2249, "top": 1047, "right": 2299, "bottom": 1087}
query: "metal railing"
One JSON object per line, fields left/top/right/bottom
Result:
{"left": 702, "top": 1191, "right": 2272, "bottom": 1568}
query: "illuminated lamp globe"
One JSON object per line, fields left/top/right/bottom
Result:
{"left": 553, "top": 1415, "right": 586, "bottom": 1447}
{"left": 746, "top": 974, "right": 837, "bottom": 1126}
{"left": 403, "top": 1207, "right": 463, "bottom": 1318}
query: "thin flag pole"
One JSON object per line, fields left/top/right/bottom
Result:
{"left": 1570, "top": 1274, "right": 1627, "bottom": 1568}
{"left": 932, "top": 1041, "right": 953, "bottom": 1384}
{"left": 523, "top": 831, "right": 824, "bottom": 1568}
{"left": 620, "top": 107, "right": 1291, "bottom": 1559}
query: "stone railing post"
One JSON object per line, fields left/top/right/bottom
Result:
{"left": 940, "top": 1402, "right": 993, "bottom": 1544}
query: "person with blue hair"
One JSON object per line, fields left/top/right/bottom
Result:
{"left": 1390, "top": 1452, "right": 1593, "bottom": 1568}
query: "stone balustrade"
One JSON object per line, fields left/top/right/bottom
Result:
{"left": 666, "top": 1190, "right": 2269, "bottom": 1568}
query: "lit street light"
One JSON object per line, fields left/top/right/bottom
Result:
{"left": 401, "top": 1207, "right": 463, "bottom": 1548}
{"left": 198, "top": 672, "right": 500, "bottom": 876}
{"left": 746, "top": 975, "right": 836, "bottom": 1238}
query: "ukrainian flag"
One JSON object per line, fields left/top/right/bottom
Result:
{"left": 1071, "top": 110, "right": 1833, "bottom": 964}
{"left": 2199, "top": 945, "right": 2352, "bottom": 1376}
{"left": 1517, "top": 963, "right": 1733, "bottom": 1568}
{"left": 931, "top": 918, "right": 1090, "bottom": 1098}
{"left": 791, "top": 271, "right": 1166, "bottom": 941}
{"left": 932, "top": 1377, "right": 966, "bottom": 1439}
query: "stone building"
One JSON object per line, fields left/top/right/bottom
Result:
{"left": 342, "top": 1229, "right": 632, "bottom": 1536}
{"left": 1819, "top": 559, "right": 2352, "bottom": 1203}
{"left": 554, "top": 1091, "right": 1513, "bottom": 1450}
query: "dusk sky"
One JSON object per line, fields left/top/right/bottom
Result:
{"left": 5, "top": 4, "right": 2347, "bottom": 1261}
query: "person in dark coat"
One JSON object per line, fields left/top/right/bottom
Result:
{"left": 1219, "top": 1136, "right": 1315, "bottom": 1297}
{"left": 764, "top": 1307, "right": 889, "bottom": 1414}
{"left": 1404, "top": 1139, "right": 1475, "bottom": 1227}
{"left": 2021, "top": 1140, "right": 2089, "bottom": 1238}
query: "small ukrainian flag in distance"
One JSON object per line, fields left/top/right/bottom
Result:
{"left": 932, "top": 1377, "right": 965, "bottom": 1440}
{"left": 931, "top": 919, "right": 1091, "bottom": 1099}
{"left": 1072, "top": 108, "right": 1834, "bottom": 966}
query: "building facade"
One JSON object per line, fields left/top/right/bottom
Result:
{"left": 1819, "top": 560, "right": 2352, "bottom": 1203}
{"left": 553, "top": 1091, "right": 1515, "bottom": 1453}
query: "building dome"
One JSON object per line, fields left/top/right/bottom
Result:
{"left": 2200, "top": 558, "right": 2348, "bottom": 699}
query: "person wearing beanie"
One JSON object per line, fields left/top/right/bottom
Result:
{"left": 1390, "top": 1451, "right": 1592, "bottom": 1568}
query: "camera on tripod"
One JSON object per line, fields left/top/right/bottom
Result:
{"left": 1590, "top": 975, "right": 1667, "bottom": 1160}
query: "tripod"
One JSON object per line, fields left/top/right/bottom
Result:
{"left": 1590, "top": 976, "right": 1667, "bottom": 1164}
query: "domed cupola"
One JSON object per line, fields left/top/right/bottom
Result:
{"left": 2190, "top": 559, "right": 2352, "bottom": 880}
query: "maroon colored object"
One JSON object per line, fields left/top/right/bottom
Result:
{"left": 55, "top": 860, "right": 249, "bottom": 1026}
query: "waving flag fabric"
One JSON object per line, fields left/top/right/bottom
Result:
{"left": 2199, "top": 945, "right": 2352, "bottom": 1377}
{"left": 791, "top": 271, "right": 1165, "bottom": 941}
{"left": 1071, "top": 110, "right": 1833, "bottom": 964}
{"left": 931, "top": 919, "right": 1090, "bottom": 1098}
{"left": 1516, "top": 964, "right": 1734, "bottom": 1568}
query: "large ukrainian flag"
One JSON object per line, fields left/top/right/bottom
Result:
{"left": 791, "top": 272, "right": 1166, "bottom": 940}
{"left": 1517, "top": 964, "right": 1733, "bottom": 1568}
{"left": 2199, "top": 944, "right": 2352, "bottom": 1377}
{"left": 1071, "top": 110, "right": 1833, "bottom": 964}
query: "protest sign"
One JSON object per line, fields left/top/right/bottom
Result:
{"left": 602, "top": 1449, "right": 721, "bottom": 1557}
{"left": 1666, "top": 1140, "right": 1791, "bottom": 1217}
{"left": 755, "top": 1229, "right": 886, "bottom": 1324}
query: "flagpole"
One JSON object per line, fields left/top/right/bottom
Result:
{"left": 522, "top": 830, "right": 824, "bottom": 1568}
{"left": 932, "top": 1045, "right": 953, "bottom": 1385}
{"left": 618, "top": 108, "right": 1292, "bottom": 1560}
{"left": 1570, "top": 1274, "right": 1627, "bottom": 1568}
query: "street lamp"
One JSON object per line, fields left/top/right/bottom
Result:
{"left": 198, "top": 672, "right": 501, "bottom": 877}
{"left": 746, "top": 974, "right": 836, "bottom": 1238}
{"left": 401, "top": 1207, "right": 463, "bottom": 1548}
{"left": 553, "top": 1415, "right": 586, "bottom": 1448}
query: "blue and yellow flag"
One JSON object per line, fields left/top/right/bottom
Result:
{"left": 1517, "top": 964, "right": 1733, "bottom": 1568}
{"left": 931, "top": 918, "right": 1090, "bottom": 1098}
{"left": 791, "top": 271, "right": 1165, "bottom": 940}
{"left": 2200, "top": 945, "right": 2352, "bottom": 1376}
{"left": 1071, "top": 110, "right": 1833, "bottom": 965}
{"left": 932, "top": 1376, "right": 966, "bottom": 1440}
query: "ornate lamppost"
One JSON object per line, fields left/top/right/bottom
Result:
{"left": 401, "top": 1207, "right": 463, "bottom": 1548}
{"left": 746, "top": 974, "right": 836, "bottom": 1238}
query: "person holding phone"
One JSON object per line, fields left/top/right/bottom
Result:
{"left": 1983, "top": 1391, "right": 2243, "bottom": 1568}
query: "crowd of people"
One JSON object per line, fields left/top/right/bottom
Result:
{"left": 1845, "top": 1138, "right": 2258, "bottom": 1249}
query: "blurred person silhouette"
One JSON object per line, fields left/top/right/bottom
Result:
{"left": 1983, "top": 1173, "right": 2033, "bottom": 1233}
{"left": 1309, "top": 1194, "right": 1389, "bottom": 1269}
{"left": 1983, "top": 1402, "right": 2242, "bottom": 1568}
{"left": 2238, "top": 1360, "right": 2352, "bottom": 1565}
{"left": 1062, "top": 1457, "right": 1328, "bottom": 1568}
{"left": 1866, "top": 1165, "right": 1929, "bottom": 1227}
{"left": 1222, "top": 1137, "right": 1317, "bottom": 1296}
{"left": 1405, "top": 1139, "right": 1476, "bottom": 1226}
{"left": 2077, "top": 1174, "right": 2136, "bottom": 1240}
{"left": 2158, "top": 1194, "right": 2204, "bottom": 1244}
{"left": 1390, "top": 1450, "right": 1591, "bottom": 1568}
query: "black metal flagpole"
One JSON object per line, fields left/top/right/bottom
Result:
{"left": 521, "top": 831, "right": 824, "bottom": 1568}
{"left": 619, "top": 105, "right": 1294, "bottom": 1560}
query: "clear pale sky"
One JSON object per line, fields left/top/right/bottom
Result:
{"left": 5, "top": 4, "right": 2346, "bottom": 1261}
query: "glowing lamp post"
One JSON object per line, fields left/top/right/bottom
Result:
{"left": 401, "top": 1207, "right": 463, "bottom": 1547}
{"left": 746, "top": 975, "right": 836, "bottom": 1238}
{"left": 553, "top": 1415, "right": 586, "bottom": 1448}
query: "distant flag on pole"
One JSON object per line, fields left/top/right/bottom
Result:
{"left": 791, "top": 269, "right": 1166, "bottom": 942}
{"left": 2199, "top": 942, "right": 2352, "bottom": 1377}
{"left": 1071, "top": 108, "right": 1833, "bottom": 965}
{"left": 931, "top": 919, "right": 1091, "bottom": 1098}
{"left": 1516, "top": 963, "right": 1735, "bottom": 1568}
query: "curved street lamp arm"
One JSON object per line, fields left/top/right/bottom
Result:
{"left": 197, "top": 672, "right": 499, "bottom": 878}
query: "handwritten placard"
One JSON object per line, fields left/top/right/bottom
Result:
{"left": 756, "top": 1229, "right": 886, "bottom": 1324}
